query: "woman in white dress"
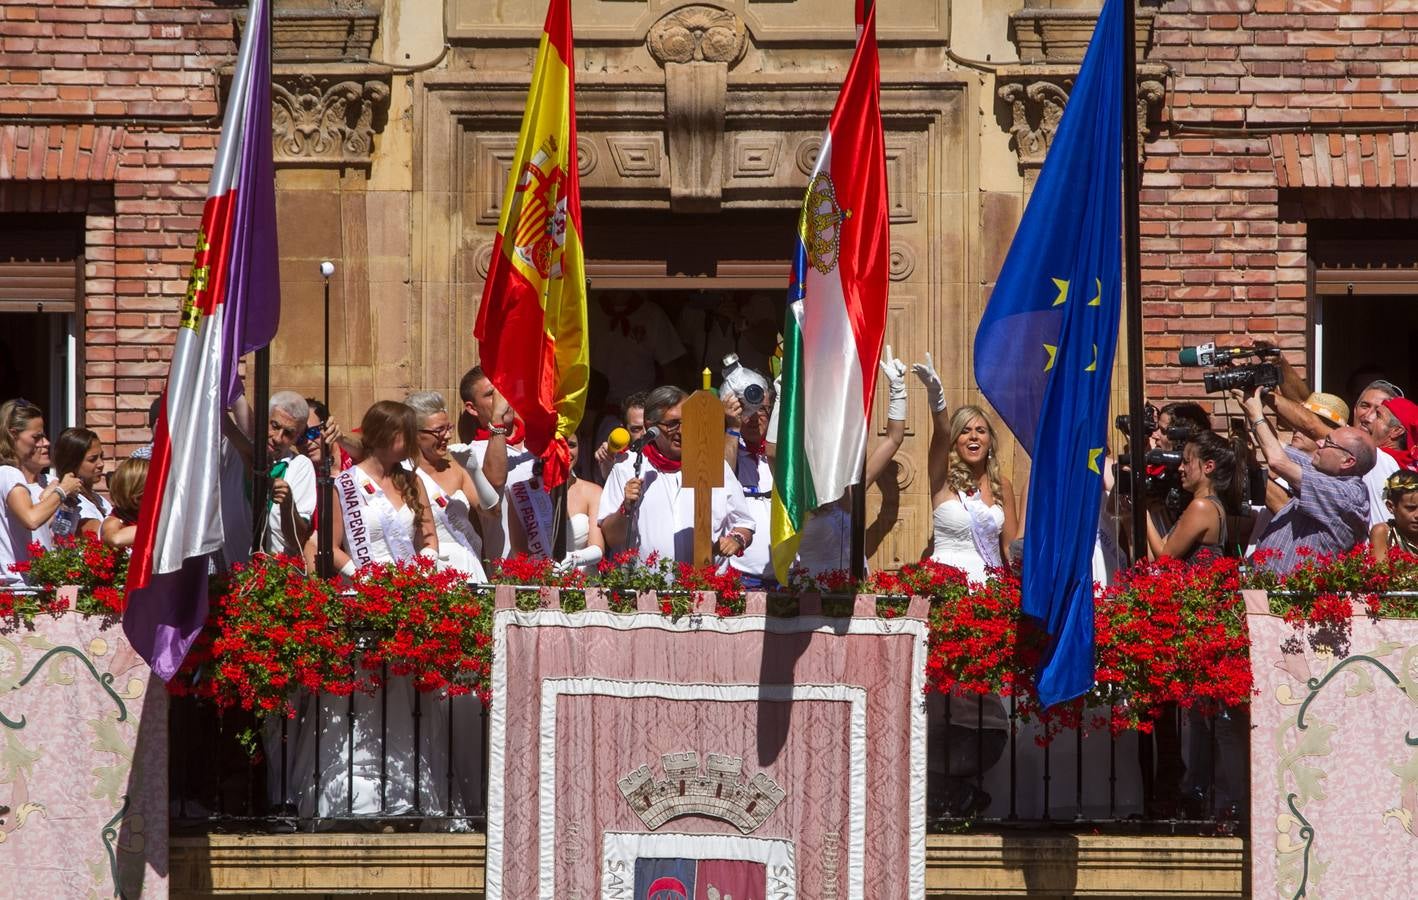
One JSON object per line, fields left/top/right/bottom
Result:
{"left": 561, "top": 432, "right": 605, "bottom": 572}
{"left": 53, "top": 427, "right": 111, "bottom": 537}
{"left": 911, "top": 364, "right": 1020, "bottom": 817}
{"left": 916, "top": 382, "right": 1018, "bottom": 583}
{"left": 404, "top": 391, "right": 499, "bottom": 582}
{"left": 308, "top": 401, "right": 450, "bottom": 821}
{"left": 507, "top": 431, "right": 606, "bottom": 572}
{"left": 0, "top": 400, "right": 80, "bottom": 586}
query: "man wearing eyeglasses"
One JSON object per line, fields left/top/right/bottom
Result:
{"left": 1240, "top": 386, "right": 1376, "bottom": 574}
{"left": 222, "top": 390, "right": 317, "bottom": 561}
{"left": 1263, "top": 346, "right": 1406, "bottom": 530}
{"left": 598, "top": 384, "right": 755, "bottom": 567}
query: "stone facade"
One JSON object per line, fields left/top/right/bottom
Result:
{"left": 7, "top": 0, "right": 1414, "bottom": 567}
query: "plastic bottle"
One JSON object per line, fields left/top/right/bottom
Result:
{"left": 51, "top": 497, "right": 81, "bottom": 539}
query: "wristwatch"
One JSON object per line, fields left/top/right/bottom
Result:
{"left": 489, "top": 424, "right": 509, "bottom": 436}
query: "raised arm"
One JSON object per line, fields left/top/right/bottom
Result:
{"left": 1240, "top": 389, "right": 1303, "bottom": 487}
{"left": 912, "top": 353, "right": 950, "bottom": 495}
{"left": 865, "top": 346, "right": 909, "bottom": 486}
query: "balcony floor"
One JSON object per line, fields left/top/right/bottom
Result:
{"left": 170, "top": 832, "right": 1247, "bottom": 898}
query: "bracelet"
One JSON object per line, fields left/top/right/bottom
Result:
{"left": 51, "top": 484, "right": 67, "bottom": 501}
{"left": 728, "top": 531, "right": 747, "bottom": 548}
{"left": 488, "top": 425, "right": 509, "bottom": 437}
{"left": 1250, "top": 418, "right": 1267, "bottom": 430}
{"left": 726, "top": 429, "right": 741, "bottom": 437}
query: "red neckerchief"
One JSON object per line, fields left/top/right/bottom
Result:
{"left": 598, "top": 295, "right": 643, "bottom": 337}
{"left": 744, "top": 437, "right": 768, "bottom": 461}
{"left": 1381, "top": 445, "right": 1417, "bottom": 471}
{"left": 643, "top": 442, "right": 682, "bottom": 473}
{"left": 473, "top": 417, "right": 526, "bottom": 446}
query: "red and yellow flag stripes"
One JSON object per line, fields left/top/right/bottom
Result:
{"left": 474, "top": 0, "right": 588, "bottom": 489}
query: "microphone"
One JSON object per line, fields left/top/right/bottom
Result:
{"left": 607, "top": 427, "right": 631, "bottom": 454}
{"left": 1179, "top": 342, "right": 1277, "bottom": 367}
{"left": 629, "top": 426, "right": 660, "bottom": 453}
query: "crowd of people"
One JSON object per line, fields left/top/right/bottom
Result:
{"left": 3, "top": 334, "right": 1417, "bottom": 597}
{"left": 4, "top": 325, "right": 1418, "bottom": 821}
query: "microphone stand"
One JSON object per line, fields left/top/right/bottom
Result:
{"left": 627, "top": 443, "right": 646, "bottom": 553}
{"left": 315, "top": 262, "right": 335, "bottom": 578}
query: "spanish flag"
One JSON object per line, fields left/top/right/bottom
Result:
{"left": 474, "top": 0, "right": 588, "bottom": 488}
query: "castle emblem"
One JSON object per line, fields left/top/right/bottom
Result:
{"left": 511, "top": 135, "right": 567, "bottom": 280}
{"left": 617, "top": 751, "right": 785, "bottom": 834}
{"left": 803, "top": 172, "right": 851, "bottom": 275}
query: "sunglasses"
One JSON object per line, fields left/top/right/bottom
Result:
{"left": 300, "top": 425, "right": 324, "bottom": 443}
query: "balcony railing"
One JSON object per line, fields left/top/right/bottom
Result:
{"left": 169, "top": 688, "right": 1245, "bottom": 835}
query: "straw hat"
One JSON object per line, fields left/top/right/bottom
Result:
{"left": 1303, "top": 392, "right": 1349, "bottom": 428}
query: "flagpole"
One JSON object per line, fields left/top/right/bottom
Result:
{"left": 316, "top": 260, "right": 336, "bottom": 578}
{"left": 250, "top": 347, "right": 271, "bottom": 554}
{"left": 1120, "top": 0, "right": 1147, "bottom": 561}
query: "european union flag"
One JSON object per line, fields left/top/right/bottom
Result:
{"left": 972, "top": 0, "right": 1123, "bottom": 707}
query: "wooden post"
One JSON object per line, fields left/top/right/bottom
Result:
{"left": 680, "top": 370, "right": 725, "bottom": 568}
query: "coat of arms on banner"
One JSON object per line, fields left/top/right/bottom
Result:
{"left": 484, "top": 594, "right": 928, "bottom": 900}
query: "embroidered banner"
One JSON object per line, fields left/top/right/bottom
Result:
{"left": 485, "top": 596, "right": 927, "bottom": 899}
{"left": 0, "top": 609, "right": 167, "bottom": 897}
{"left": 1247, "top": 592, "right": 1418, "bottom": 899}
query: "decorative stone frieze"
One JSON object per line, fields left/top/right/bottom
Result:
{"left": 647, "top": 6, "right": 748, "bottom": 212}
{"left": 1009, "top": 6, "right": 1156, "bottom": 65}
{"left": 995, "top": 65, "right": 1168, "bottom": 173}
{"left": 271, "top": 68, "right": 392, "bottom": 168}
{"left": 646, "top": 5, "right": 748, "bottom": 67}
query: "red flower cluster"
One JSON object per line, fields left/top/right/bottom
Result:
{"left": 2, "top": 533, "right": 128, "bottom": 626}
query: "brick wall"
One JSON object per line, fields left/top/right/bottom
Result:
{"left": 0, "top": 0, "right": 231, "bottom": 453}
{"left": 1143, "top": 0, "right": 1417, "bottom": 407}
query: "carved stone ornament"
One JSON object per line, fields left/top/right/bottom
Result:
{"left": 996, "top": 65, "right": 1167, "bottom": 171}
{"left": 647, "top": 5, "right": 748, "bottom": 67}
{"left": 618, "top": 751, "right": 785, "bottom": 834}
{"left": 271, "top": 70, "right": 392, "bottom": 168}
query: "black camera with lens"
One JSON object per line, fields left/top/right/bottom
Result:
{"left": 1115, "top": 403, "right": 1158, "bottom": 438}
{"left": 1114, "top": 446, "right": 1188, "bottom": 520}
{"left": 1201, "top": 362, "right": 1282, "bottom": 395}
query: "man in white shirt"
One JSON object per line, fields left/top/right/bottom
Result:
{"left": 721, "top": 370, "right": 776, "bottom": 588}
{"left": 220, "top": 390, "right": 316, "bottom": 560}
{"left": 260, "top": 392, "right": 317, "bottom": 556}
{"left": 598, "top": 385, "right": 754, "bottom": 566}
{"left": 451, "top": 365, "right": 535, "bottom": 560}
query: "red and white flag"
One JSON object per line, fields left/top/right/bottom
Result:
{"left": 123, "top": 0, "right": 280, "bottom": 680}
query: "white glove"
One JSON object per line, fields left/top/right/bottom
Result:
{"left": 552, "top": 545, "right": 603, "bottom": 574}
{"left": 879, "top": 344, "right": 908, "bottom": 422}
{"left": 338, "top": 559, "right": 356, "bottom": 578}
{"left": 419, "top": 546, "right": 444, "bottom": 563}
{"left": 911, "top": 351, "right": 946, "bottom": 414}
{"left": 766, "top": 374, "right": 783, "bottom": 444}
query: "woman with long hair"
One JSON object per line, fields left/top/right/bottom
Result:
{"left": 314, "top": 400, "right": 446, "bottom": 820}
{"left": 1, "top": 400, "right": 82, "bottom": 584}
{"left": 404, "top": 391, "right": 498, "bottom": 581}
{"left": 53, "top": 427, "right": 110, "bottom": 537}
{"left": 921, "top": 397, "right": 1019, "bottom": 584}
{"left": 1144, "top": 429, "right": 1239, "bottom": 561}
{"left": 327, "top": 401, "right": 437, "bottom": 573}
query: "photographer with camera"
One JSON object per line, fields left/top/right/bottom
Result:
{"left": 1239, "top": 385, "right": 1375, "bottom": 574}
{"left": 1231, "top": 342, "right": 1408, "bottom": 529}
{"left": 1143, "top": 430, "right": 1240, "bottom": 562}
